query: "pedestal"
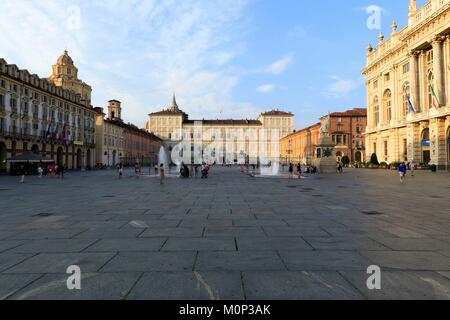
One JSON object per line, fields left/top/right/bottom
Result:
{"left": 315, "top": 135, "right": 337, "bottom": 174}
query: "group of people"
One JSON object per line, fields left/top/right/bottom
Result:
{"left": 287, "top": 163, "right": 317, "bottom": 179}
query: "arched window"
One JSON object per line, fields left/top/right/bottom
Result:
{"left": 402, "top": 82, "right": 410, "bottom": 117}
{"left": 427, "top": 71, "right": 434, "bottom": 109}
{"left": 373, "top": 96, "right": 379, "bottom": 126}
{"left": 383, "top": 89, "right": 392, "bottom": 123}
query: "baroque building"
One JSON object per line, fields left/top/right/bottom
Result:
{"left": 0, "top": 51, "right": 96, "bottom": 173}
{"left": 95, "top": 100, "right": 161, "bottom": 167}
{"left": 145, "top": 95, "right": 294, "bottom": 164}
{"left": 280, "top": 108, "right": 366, "bottom": 164}
{"left": 363, "top": 0, "right": 450, "bottom": 169}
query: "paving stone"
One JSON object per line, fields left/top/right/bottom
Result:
{"left": 243, "top": 271, "right": 364, "bottom": 300}
{"left": 340, "top": 271, "right": 450, "bottom": 300}
{"left": 162, "top": 238, "right": 236, "bottom": 251}
{"left": 278, "top": 251, "right": 374, "bottom": 271}
{"left": 139, "top": 227, "right": 204, "bottom": 238}
{"left": 0, "top": 253, "right": 35, "bottom": 273}
{"left": 127, "top": 272, "right": 244, "bottom": 300}
{"left": 8, "top": 272, "right": 141, "bottom": 300}
{"left": 195, "top": 251, "right": 286, "bottom": 271}
{"left": 0, "top": 240, "right": 25, "bottom": 253}
{"left": 100, "top": 251, "right": 196, "bottom": 272}
{"left": 303, "top": 236, "right": 390, "bottom": 251}
{"left": 236, "top": 237, "right": 313, "bottom": 251}
{"left": 84, "top": 238, "right": 167, "bottom": 252}
{"left": 3, "top": 252, "right": 115, "bottom": 274}
{"left": 0, "top": 274, "right": 43, "bottom": 300}
{"left": 359, "top": 251, "right": 450, "bottom": 271}
{"left": 9, "top": 239, "right": 98, "bottom": 254}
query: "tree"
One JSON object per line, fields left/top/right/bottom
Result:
{"left": 370, "top": 153, "right": 379, "bottom": 165}
{"left": 341, "top": 156, "right": 350, "bottom": 165}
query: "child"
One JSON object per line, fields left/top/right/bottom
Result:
{"left": 398, "top": 162, "right": 406, "bottom": 183}
{"left": 159, "top": 163, "right": 165, "bottom": 184}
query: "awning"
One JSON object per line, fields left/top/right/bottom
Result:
{"left": 6, "top": 151, "right": 55, "bottom": 163}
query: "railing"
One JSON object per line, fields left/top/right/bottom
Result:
{"left": 413, "top": 0, "right": 449, "bottom": 26}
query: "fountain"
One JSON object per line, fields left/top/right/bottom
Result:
{"left": 258, "top": 154, "right": 284, "bottom": 177}
{"left": 158, "top": 146, "right": 169, "bottom": 171}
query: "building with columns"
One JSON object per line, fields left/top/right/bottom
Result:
{"left": 363, "top": 0, "right": 450, "bottom": 169}
{"left": 0, "top": 51, "right": 96, "bottom": 173}
{"left": 145, "top": 95, "right": 294, "bottom": 164}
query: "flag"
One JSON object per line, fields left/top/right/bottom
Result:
{"left": 429, "top": 84, "right": 440, "bottom": 108}
{"left": 46, "top": 123, "right": 52, "bottom": 140}
{"left": 404, "top": 88, "right": 415, "bottom": 113}
{"left": 54, "top": 123, "right": 60, "bottom": 140}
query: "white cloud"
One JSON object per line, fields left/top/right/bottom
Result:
{"left": 0, "top": 0, "right": 263, "bottom": 126}
{"left": 259, "top": 54, "right": 294, "bottom": 75}
{"left": 256, "top": 84, "right": 275, "bottom": 93}
{"left": 327, "top": 77, "right": 358, "bottom": 97}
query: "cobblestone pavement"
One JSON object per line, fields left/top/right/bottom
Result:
{"left": 0, "top": 167, "right": 449, "bottom": 300}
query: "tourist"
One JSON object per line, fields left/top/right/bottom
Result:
{"left": 288, "top": 163, "right": 293, "bottom": 179}
{"left": 159, "top": 163, "right": 165, "bottom": 184}
{"left": 135, "top": 162, "right": 141, "bottom": 178}
{"left": 57, "top": 163, "right": 65, "bottom": 179}
{"left": 398, "top": 162, "right": 406, "bottom": 183}
{"left": 37, "top": 163, "right": 43, "bottom": 179}
{"left": 19, "top": 164, "right": 28, "bottom": 184}
{"left": 409, "top": 160, "right": 416, "bottom": 177}
{"left": 118, "top": 162, "right": 124, "bottom": 179}
{"left": 297, "top": 163, "right": 301, "bottom": 175}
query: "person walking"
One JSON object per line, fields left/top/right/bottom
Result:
{"left": 409, "top": 160, "right": 416, "bottom": 177}
{"left": 118, "top": 162, "right": 124, "bottom": 179}
{"left": 398, "top": 162, "right": 406, "bottom": 184}
{"left": 135, "top": 162, "right": 141, "bottom": 179}
{"left": 296, "top": 163, "right": 301, "bottom": 176}
{"left": 19, "top": 164, "right": 27, "bottom": 184}
{"left": 159, "top": 163, "right": 165, "bottom": 184}
{"left": 37, "top": 163, "right": 44, "bottom": 179}
{"left": 288, "top": 163, "right": 294, "bottom": 179}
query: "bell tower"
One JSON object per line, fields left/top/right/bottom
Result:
{"left": 108, "top": 100, "right": 122, "bottom": 121}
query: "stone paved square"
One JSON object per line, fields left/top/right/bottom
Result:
{"left": 1, "top": 167, "right": 450, "bottom": 300}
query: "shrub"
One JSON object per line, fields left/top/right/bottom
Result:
{"left": 379, "top": 162, "right": 388, "bottom": 167}
{"left": 390, "top": 162, "right": 401, "bottom": 168}
{"left": 370, "top": 153, "right": 379, "bottom": 165}
{"left": 341, "top": 156, "right": 350, "bottom": 165}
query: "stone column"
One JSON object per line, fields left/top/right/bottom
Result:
{"left": 406, "top": 122, "right": 420, "bottom": 162}
{"left": 409, "top": 50, "right": 420, "bottom": 112}
{"left": 429, "top": 117, "right": 446, "bottom": 169}
{"left": 431, "top": 36, "right": 445, "bottom": 106}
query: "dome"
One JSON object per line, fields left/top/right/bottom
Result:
{"left": 57, "top": 50, "right": 74, "bottom": 65}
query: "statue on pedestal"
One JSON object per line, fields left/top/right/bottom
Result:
{"left": 315, "top": 114, "right": 337, "bottom": 174}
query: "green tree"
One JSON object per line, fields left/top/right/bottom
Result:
{"left": 370, "top": 153, "right": 379, "bottom": 165}
{"left": 341, "top": 155, "right": 350, "bottom": 165}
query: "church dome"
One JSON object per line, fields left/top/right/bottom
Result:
{"left": 57, "top": 50, "right": 74, "bottom": 65}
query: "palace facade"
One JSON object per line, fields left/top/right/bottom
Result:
{"left": 96, "top": 100, "right": 161, "bottom": 167}
{"left": 145, "top": 95, "right": 294, "bottom": 164}
{"left": 0, "top": 51, "right": 96, "bottom": 173}
{"left": 363, "top": 0, "right": 450, "bottom": 169}
{"left": 280, "top": 108, "right": 366, "bottom": 164}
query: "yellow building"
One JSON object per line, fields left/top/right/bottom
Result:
{"left": 0, "top": 51, "right": 96, "bottom": 173}
{"left": 363, "top": 0, "right": 450, "bottom": 169}
{"left": 95, "top": 100, "right": 125, "bottom": 167}
{"left": 145, "top": 95, "right": 294, "bottom": 164}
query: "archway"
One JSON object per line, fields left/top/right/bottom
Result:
{"left": 76, "top": 149, "right": 82, "bottom": 169}
{"left": 355, "top": 151, "right": 362, "bottom": 163}
{"left": 421, "top": 128, "right": 430, "bottom": 164}
{"left": 56, "top": 147, "right": 64, "bottom": 166}
{"left": 31, "top": 144, "right": 39, "bottom": 154}
{"left": 0, "top": 142, "right": 7, "bottom": 172}
{"left": 336, "top": 151, "right": 343, "bottom": 161}
{"left": 86, "top": 149, "right": 91, "bottom": 169}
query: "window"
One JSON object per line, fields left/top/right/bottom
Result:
{"left": 384, "top": 141, "right": 388, "bottom": 156}
{"left": 402, "top": 82, "right": 410, "bottom": 117}
{"left": 373, "top": 80, "right": 378, "bottom": 89}
{"left": 0, "top": 79, "right": 5, "bottom": 88}
{"left": 403, "top": 139, "right": 407, "bottom": 158}
{"left": 373, "top": 143, "right": 377, "bottom": 154}
{"left": 426, "top": 50, "right": 433, "bottom": 64}
{"left": 384, "top": 73, "right": 390, "bottom": 82}
{"left": 373, "top": 96, "right": 380, "bottom": 126}
{"left": 356, "top": 126, "right": 361, "bottom": 134}
{"left": 402, "top": 63, "right": 410, "bottom": 74}
{"left": 383, "top": 90, "right": 392, "bottom": 122}
{"left": 337, "top": 124, "right": 343, "bottom": 132}
{"left": 336, "top": 135, "right": 343, "bottom": 145}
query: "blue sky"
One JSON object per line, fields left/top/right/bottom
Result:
{"left": 0, "top": 0, "right": 425, "bottom": 129}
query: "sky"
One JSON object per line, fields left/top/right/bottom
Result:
{"left": 0, "top": 0, "right": 426, "bottom": 129}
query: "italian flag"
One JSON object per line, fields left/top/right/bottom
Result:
{"left": 429, "top": 84, "right": 440, "bottom": 108}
